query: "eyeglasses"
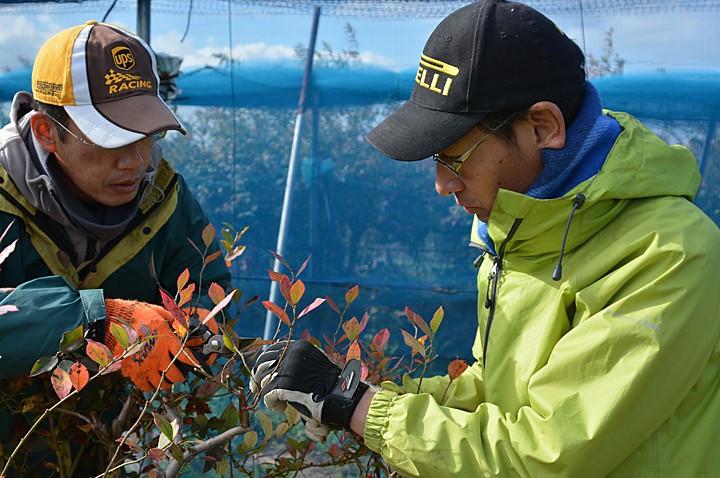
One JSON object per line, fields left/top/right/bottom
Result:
{"left": 44, "top": 114, "right": 167, "bottom": 149}
{"left": 432, "top": 113, "right": 518, "bottom": 176}
{"left": 44, "top": 114, "right": 98, "bottom": 149}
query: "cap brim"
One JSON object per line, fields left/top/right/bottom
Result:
{"left": 366, "top": 100, "right": 487, "bottom": 162}
{"left": 66, "top": 95, "right": 186, "bottom": 149}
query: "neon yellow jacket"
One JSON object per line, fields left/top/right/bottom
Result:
{"left": 363, "top": 111, "right": 720, "bottom": 477}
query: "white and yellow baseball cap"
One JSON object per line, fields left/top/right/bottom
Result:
{"left": 32, "top": 20, "right": 186, "bottom": 149}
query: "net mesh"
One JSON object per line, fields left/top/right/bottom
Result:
{"left": 2, "top": 0, "right": 720, "bottom": 16}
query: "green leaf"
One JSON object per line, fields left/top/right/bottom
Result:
{"left": 290, "top": 280, "right": 305, "bottom": 306}
{"left": 59, "top": 325, "right": 85, "bottom": 354}
{"left": 345, "top": 285, "right": 359, "bottom": 305}
{"left": 256, "top": 409, "right": 272, "bottom": 438}
{"left": 244, "top": 430, "right": 258, "bottom": 449}
{"left": 169, "top": 444, "right": 184, "bottom": 465}
{"left": 109, "top": 322, "right": 129, "bottom": 350}
{"left": 430, "top": 306, "right": 445, "bottom": 334}
{"left": 401, "top": 329, "right": 426, "bottom": 357}
{"left": 153, "top": 412, "right": 174, "bottom": 441}
{"left": 220, "top": 402, "right": 239, "bottom": 428}
{"left": 29, "top": 355, "right": 58, "bottom": 377}
{"left": 343, "top": 317, "right": 360, "bottom": 342}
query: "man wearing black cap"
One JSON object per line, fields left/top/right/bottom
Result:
{"left": 0, "top": 23, "right": 230, "bottom": 390}
{"left": 251, "top": 1, "right": 720, "bottom": 476}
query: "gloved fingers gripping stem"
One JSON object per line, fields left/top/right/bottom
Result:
{"left": 250, "top": 339, "right": 369, "bottom": 430}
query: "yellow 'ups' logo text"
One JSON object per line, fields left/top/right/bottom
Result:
{"left": 111, "top": 46, "right": 135, "bottom": 71}
{"left": 416, "top": 54, "right": 460, "bottom": 96}
{"left": 105, "top": 69, "right": 153, "bottom": 95}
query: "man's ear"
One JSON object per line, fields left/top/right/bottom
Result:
{"left": 526, "top": 101, "right": 566, "bottom": 150}
{"left": 30, "top": 114, "right": 59, "bottom": 153}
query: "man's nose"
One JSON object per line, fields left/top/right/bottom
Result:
{"left": 435, "top": 164, "right": 463, "bottom": 196}
{"left": 116, "top": 144, "right": 146, "bottom": 170}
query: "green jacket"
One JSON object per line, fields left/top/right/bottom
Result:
{"left": 364, "top": 112, "right": 720, "bottom": 477}
{"left": 0, "top": 96, "right": 231, "bottom": 379}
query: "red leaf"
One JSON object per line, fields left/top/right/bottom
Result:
{"left": 202, "top": 290, "right": 236, "bottom": 324}
{"left": 268, "top": 270, "right": 286, "bottom": 282}
{"left": 178, "top": 284, "right": 195, "bottom": 307}
{"left": 69, "top": 361, "right": 89, "bottom": 391}
{"left": 325, "top": 295, "right": 340, "bottom": 314}
{"left": 204, "top": 250, "right": 222, "bottom": 265}
{"left": 85, "top": 339, "right": 112, "bottom": 367}
{"left": 269, "top": 250, "right": 291, "bottom": 271}
{"left": 347, "top": 340, "right": 361, "bottom": 361}
{"left": 279, "top": 275, "right": 292, "bottom": 304}
{"left": 358, "top": 312, "right": 369, "bottom": 334}
{"left": 160, "top": 289, "right": 187, "bottom": 329}
{"left": 297, "top": 256, "right": 311, "bottom": 276}
{"left": 208, "top": 282, "right": 226, "bottom": 305}
{"left": 262, "top": 300, "right": 290, "bottom": 326}
{"left": 51, "top": 367, "right": 72, "bottom": 399}
{"left": 201, "top": 223, "right": 216, "bottom": 248}
{"left": 448, "top": 359, "right": 469, "bottom": 381}
{"left": 148, "top": 447, "right": 167, "bottom": 462}
{"left": 298, "top": 298, "right": 325, "bottom": 318}
{"left": 372, "top": 328, "right": 390, "bottom": 352}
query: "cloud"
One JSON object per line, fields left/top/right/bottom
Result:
{"left": 557, "top": 10, "right": 720, "bottom": 72}
{"left": 0, "top": 15, "right": 61, "bottom": 68}
{"left": 153, "top": 29, "right": 297, "bottom": 68}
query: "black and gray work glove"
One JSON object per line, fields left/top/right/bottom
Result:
{"left": 250, "top": 340, "right": 369, "bottom": 433}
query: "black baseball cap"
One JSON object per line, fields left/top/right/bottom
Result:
{"left": 366, "top": 0, "right": 586, "bottom": 161}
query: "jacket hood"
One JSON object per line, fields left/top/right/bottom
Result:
{"left": 0, "top": 92, "right": 165, "bottom": 258}
{"left": 473, "top": 111, "right": 701, "bottom": 258}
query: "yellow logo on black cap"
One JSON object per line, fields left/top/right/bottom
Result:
{"left": 111, "top": 46, "right": 135, "bottom": 71}
{"left": 416, "top": 54, "right": 460, "bottom": 96}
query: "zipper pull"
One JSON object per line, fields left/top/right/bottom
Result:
{"left": 485, "top": 259, "right": 499, "bottom": 309}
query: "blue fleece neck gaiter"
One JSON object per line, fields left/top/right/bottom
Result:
{"left": 476, "top": 82, "right": 622, "bottom": 255}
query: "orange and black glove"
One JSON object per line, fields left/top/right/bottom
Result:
{"left": 101, "top": 299, "right": 218, "bottom": 392}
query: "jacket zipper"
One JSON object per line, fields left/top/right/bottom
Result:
{"left": 482, "top": 218, "right": 522, "bottom": 367}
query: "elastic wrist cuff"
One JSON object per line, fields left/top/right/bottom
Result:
{"left": 322, "top": 359, "right": 369, "bottom": 429}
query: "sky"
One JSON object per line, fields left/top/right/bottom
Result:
{"left": 0, "top": 2, "right": 719, "bottom": 74}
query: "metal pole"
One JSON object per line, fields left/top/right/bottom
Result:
{"left": 263, "top": 5, "right": 321, "bottom": 341}
{"left": 698, "top": 120, "right": 717, "bottom": 177}
{"left": 137, "top": 0, "right": 151, "bottom": 43}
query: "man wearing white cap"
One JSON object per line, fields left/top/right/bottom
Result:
{"left": 0, "top": 22, "right": 230, "bottom": 390}
{"left": 251, "top": 1, "right": 720, "bottom": 476}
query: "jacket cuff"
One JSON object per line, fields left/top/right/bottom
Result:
{"left": 363, "top": 389, "right": 398, "bottom": 453}
{"left": 80, "top": 288, "right": 106, "bottom": 341}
